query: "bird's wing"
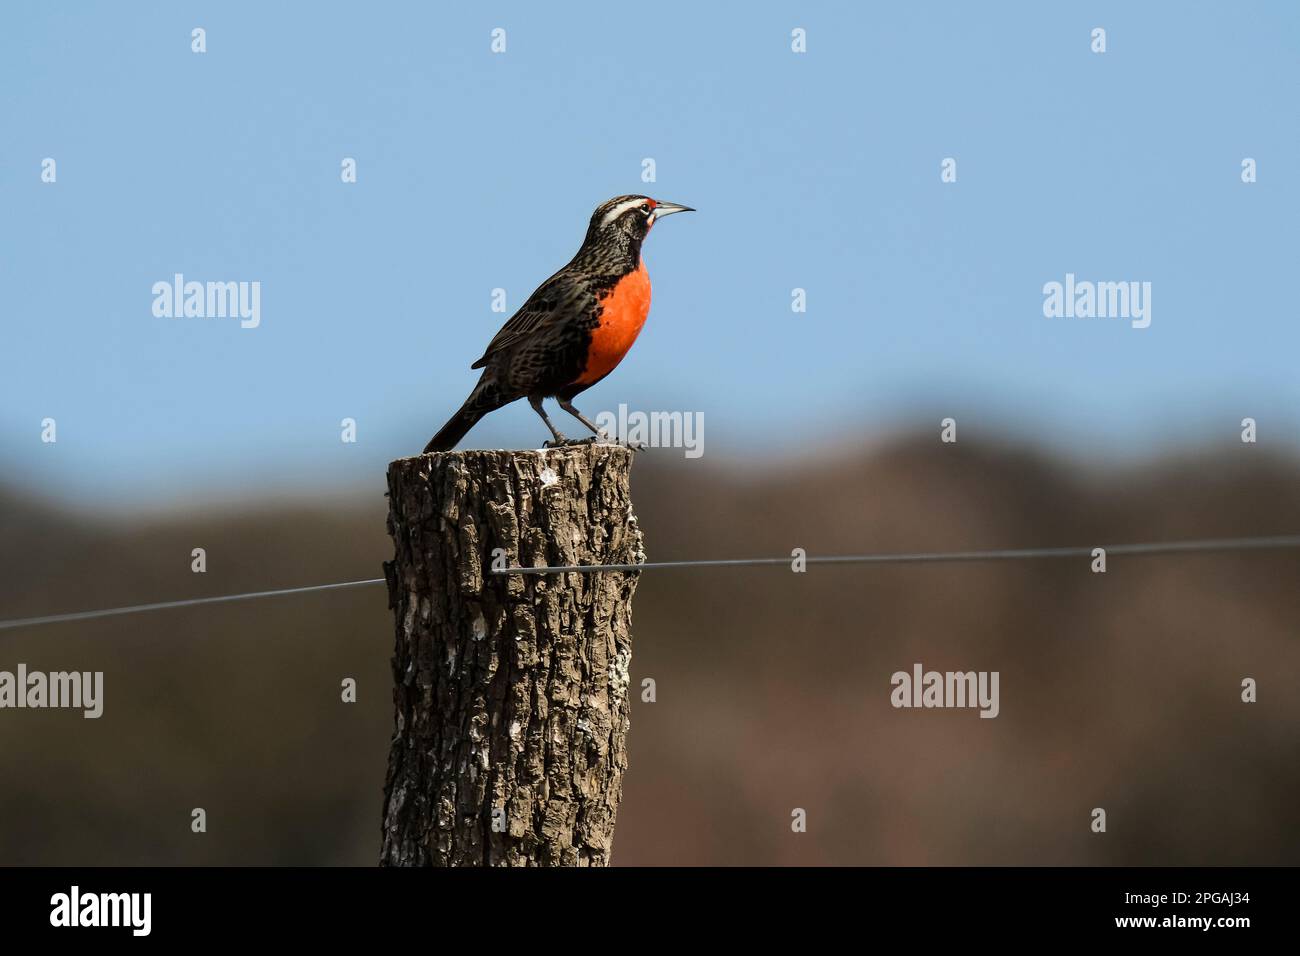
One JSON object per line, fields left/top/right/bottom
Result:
{"left": 470, "top": 271, "right": 572, "bottom": 369}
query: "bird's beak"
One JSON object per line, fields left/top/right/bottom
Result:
{"left": 649, "top": 201, "right": 694, "bottom": 224}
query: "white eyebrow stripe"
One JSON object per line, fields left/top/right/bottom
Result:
{"left": 600, "top": 197, "right": 647, "bottom": 226}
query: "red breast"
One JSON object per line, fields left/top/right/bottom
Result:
{"left": 573, "top": 260, "right": 651, "bottom": 385}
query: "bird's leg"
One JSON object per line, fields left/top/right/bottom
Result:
{"left": 528, "top": 395, "right": 569, "bottom": 446}
{"left": 557, "top": 399, "right": 605, "bottom": 438}
{"left": 558, "top": 399, "right": 645, "bottom": 450}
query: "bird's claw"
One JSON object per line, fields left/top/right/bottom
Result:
{"left": 593, "top": 431, "right": 646, "bottom": 451}
{"left": 542, "top": 435, "right": 645, "bottom": 451}
{"left": 592, "top": 432, "right": 646, "bottom": 451}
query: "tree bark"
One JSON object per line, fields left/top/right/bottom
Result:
{"left": 380, "top": 445, "right": 644, "bottom": 866}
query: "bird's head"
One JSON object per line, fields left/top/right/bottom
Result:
{"left": 587, "top": 195, "right": 694, "bottom": 244}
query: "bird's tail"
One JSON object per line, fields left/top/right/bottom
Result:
{"left": 423, "top": 380, "right": 505, "bottom": 453}
{"left": 423, "top": 406, "right": 483, "bottom": 453}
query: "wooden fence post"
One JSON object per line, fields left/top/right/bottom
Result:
{"left": 380, "top": 445, "right": 644, "bottom": 866}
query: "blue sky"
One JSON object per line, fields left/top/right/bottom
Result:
{"left": 2, "top": 2, "right": 1297, "bottom": 504}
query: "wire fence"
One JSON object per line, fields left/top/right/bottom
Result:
{"left": 497, "top": 534, "right": 1300, "bottom": 574}
{"left": 0, "top": 579, "right": 385, "bottom": 633}
{"left": 2, "top": 533, "right": 1298, "bottom": 633}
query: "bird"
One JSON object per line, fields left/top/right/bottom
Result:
{"left": 424, "top": 195, "right": 693, "bottom": 453}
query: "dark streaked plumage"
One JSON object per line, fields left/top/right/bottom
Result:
{"left": 425, "top": 195, "right": 692, "bottom": 452}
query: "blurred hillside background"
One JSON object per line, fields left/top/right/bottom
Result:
{"left": 2, "top": 2, "right": 1298, "bottom": 864}
{"left": 2, "top": 439, "right": 1299, "bottom": 865}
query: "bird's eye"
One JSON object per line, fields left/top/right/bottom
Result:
{"left": 641, "top": 203, "right": 651, "bottom": 214}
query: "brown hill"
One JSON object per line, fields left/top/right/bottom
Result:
{"left": 1, "top": 436, "right": 1297, "bottom": 864}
